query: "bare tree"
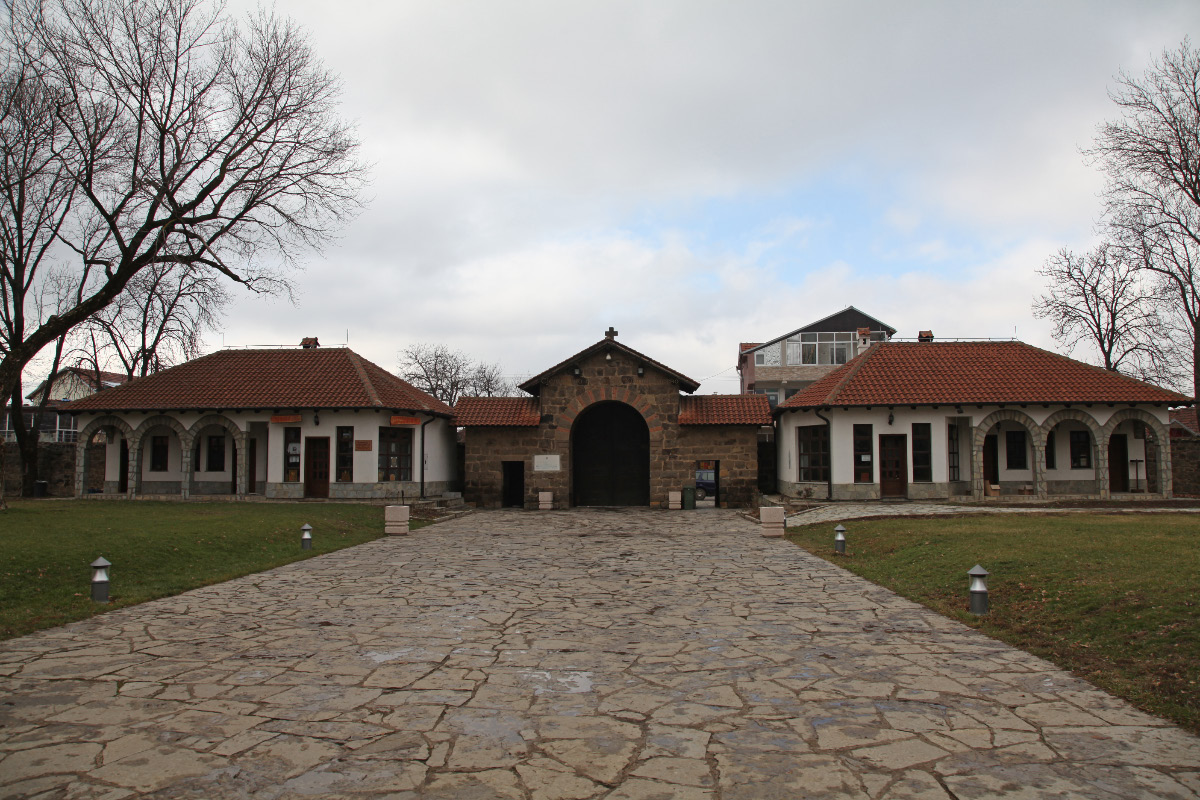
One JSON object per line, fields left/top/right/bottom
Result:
{"left": 398, "top": 343, "right": 516, "bottom": 406}
{"left": 1032, "top": 244, "right": 1175, "bottom": 383}
{"left": 82, "top": 263, "right": 229, "bottom": 378}
{"left": 1088, "top": 38, "right": 1200, "bottom": 398}
{"left": 0, "top": 0, "right": 365, "bottom": 409}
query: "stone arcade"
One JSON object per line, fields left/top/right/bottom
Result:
{"left": 456, "top": 329, "right": 771, "bottom": 509}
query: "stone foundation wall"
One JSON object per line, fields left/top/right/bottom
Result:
{"left": 832, "top": 482, "right": 880, "bottom": 501}
{"left": 1171, "top": 437, "right": 1200, "bottom": 496}
{"left": 779, "top": 480, "right": 830, "bottom": 500}
{"left": 1045, "top": 479, "right": 1101, "bottom": 495}
{"left": 675, "top": 426, "right": 759, "bottom": 507}
{"left": 2, "top": 442, "right": 104, "bottom": 497}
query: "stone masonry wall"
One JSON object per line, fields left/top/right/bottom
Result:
{"left": 463, "top": 427, "right": 542, "bottom": 509}
{"left": 2, "top": 442, "right": 104, "bottom": 497}
{"left": 1171, "top": 437, "right": 1200, "bottom": 496}
{"left": 675, "top": 426, "right": 759, "bottom": 507}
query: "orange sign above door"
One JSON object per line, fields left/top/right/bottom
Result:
{"left": 390, "top": 415, "right": 420, "bottom": 426}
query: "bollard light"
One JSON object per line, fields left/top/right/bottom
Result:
{"left": 834, "top": 524, "right": 846, "bottom": 555}
{"left": 301, "top": 523, "right": 312, "bottom": 550}
{"left": 968, "top": 564, "right": 990, "bottom": 615}
{"left": 91, "top": 557, "right": 111, "bottom": 603}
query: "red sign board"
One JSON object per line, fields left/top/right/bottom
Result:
{"left": 354, "top": 439, "right": 373, "bottom": 451}
{"left": 390, "top": 415, "right": 420, "bottom": 426}
{"left": 270, "top": 414, "right": 302, "bottom": 424}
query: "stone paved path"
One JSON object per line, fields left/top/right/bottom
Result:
{"left": 787, "top": 500, "right": 1200, "bottom": 526}
{"left": 2, "top": 508, "right": 1199, "bottom": 799}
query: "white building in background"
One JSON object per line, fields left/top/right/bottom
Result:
{"left": 65, "top": 341, "right": 456, "bottom": 500}
{"left": 775, "top": 337, "right": 1190, "bottom": 501}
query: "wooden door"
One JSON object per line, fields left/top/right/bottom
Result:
{"left": 879, "top": 435, "right": 907, "bottom": 497}
{"left": 248, "top": 438, "right": 258, "bottom": 493}
{"left": 1109, "top": 434, "right": 1129, "bottom": 493}
{"left": 571, "top": 402, "right": 650, "bottom": 506}
{"left": 983, "top": 435, "right": 998, "bottom": 485}
{"left": 304, "top": 437, "right": 330, "bottom": 498}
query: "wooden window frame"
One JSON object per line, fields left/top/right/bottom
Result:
{"left": 336, "top": 426, "right": 354, "bottom": 482}
{"left": 1069, "top": 430, "right": 1092, "bottom": 469}
{"left": 283, "top": 427, "right": 301, "bottom": 483}
{"left": 149, "top": 435, "right": 169, "bottom": 472}
{"left": 796, "top": 425, "right": 829, "bottom": 483}
{"left": 912, "top": 422, "right": 932, "bottom": 482}
{"left": 853, "top": 423, "right": 873, "bottom": 483}
{"left": 378, "top": 427, "right": 413, "bottom": 483}
{"left": 1005, "top": 429, "right": 1028, "bottom": 470}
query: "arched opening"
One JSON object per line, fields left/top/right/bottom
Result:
{"left": 973, "top": 410, "right": 1042, "bottom": 498}
{"left": 571, "top": 401, "right": 650, "bottom": 506}
{"left": 1043, "top": 417, "right": 1099, "bottom": 497}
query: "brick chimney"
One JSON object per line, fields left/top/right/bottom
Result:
{"left": 857, "top": 327, "right": 872, "bottom": 352}
{"left": 918, "top": 330, "right": 934, "bottom": 342}
{"left": 300, "top": 337, "right": 319, "bottom": 349}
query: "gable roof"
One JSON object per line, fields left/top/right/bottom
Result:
{"left": 455, "top": 396, "right": 541, "bottom": 426}
{"left": 518, "top": 337, "right": 701, "bottom": 395}
{"left": 26, "top": 366, "right": 130, "bottom": 399}
{"left": 679, "top": 395, "right": 772, "bottom": 425}
{"left": 778, "top": 341, "right": 1191, "bottom": 410}
{"left": 63, "top": 348, "right": 453, "bottom": 416}
{"left": 745, "top": 307, "right": 896, "bottom": 354}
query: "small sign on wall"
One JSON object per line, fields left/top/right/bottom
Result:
{"left": 271, "top": 414, "right": 302, "bottom": 424}
{"left": 354, "top": 440, "right": 373, "bottom": 451}
{"left": 534, "top": 454, "right": 561, "bottom": 472}
{"left": 390, "top": 415, "right": 421, "bottom": 426}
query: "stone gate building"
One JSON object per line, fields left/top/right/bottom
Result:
{"left": 456, "top": 329, "right": 771, "bottom": 509}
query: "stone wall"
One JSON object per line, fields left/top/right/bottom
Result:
{"left": 1171, "top": 436, "right": 1200, "bottom": 496}
{"left": 2, "top": 442, "right": 104, "bottom": 497}
{"left": 462, "top": 347, "right": 763, "bottom": 508}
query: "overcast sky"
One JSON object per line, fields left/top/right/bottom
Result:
{"left": 213, "top": 0, "right": 1199, "bottom": 394}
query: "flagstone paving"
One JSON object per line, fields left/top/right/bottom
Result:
{"left": 2, "top": 508, "right": 1199, "bottom": 798}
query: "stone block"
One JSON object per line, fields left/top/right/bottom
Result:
{"left": 760, "top": 506, "right": 785, "bottom": 538}
{"left": 538, "top": 491, "right": 553, "bottom": 510}
{"left": 385, "top": 505, "right": 410, "bottom": 536}
{"left": 668, "top": 490, "right": 681, "bottom": 510}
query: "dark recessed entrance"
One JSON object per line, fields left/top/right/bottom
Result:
{"left": 501, "top": 460, "right": 525, "bottom": 507}
{"left": 571, "top": 401, "right": 650, "bottom": 506}
{"left": 879, "top": 434, "right": 908, "bottom": 498}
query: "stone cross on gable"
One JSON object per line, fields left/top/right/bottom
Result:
{"left": 605, "top": 326, "right": 618, "bottom": 339}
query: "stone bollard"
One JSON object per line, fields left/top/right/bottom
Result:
{"left": 760, "top": 506, "right": 785, "bottom": 538}
{"left": 668, "top": 490, "right": 682, "bottom": 510}
{"left": 385, "top": 505, "right": 410, "bottom": 536}
{"left": 539, "top": 491, "right": 553, "bottom": 510}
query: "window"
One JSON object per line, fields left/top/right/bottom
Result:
{"left": 912, "top": 423, "right": 932, "bottom": 482}
{"left": 1006, "top": 429, "right": 1027, "bottom": 470}
{"left": 284, "top": 427, "right": 301, "bottom": 482}
{"left": 1070, "top": 430, "right": 1092, "bottom": 468}
{"left": 756, "top": 389, "right": 779, "bottom": 410}
{"left": 193, "top": 441, "right": 202, "bottom": 472}
{"left": 754, "top": 352, "right": 765, "bottom": 366}
{"left": 207, "top": 434, "right": 225, "bottom": 471}
{"left": 947, "top": 422, "right": 960, "bottom": 481}
{"left": 1045, "top": 430, "right": 1056, "bottom": 470}
{"left": 853, "top": 424, "right": 873, "bottom": 483}
{"left": 801, "top": 333, "right": 817, "bottom": 364}
{"left": 786, "top": 340, "right": 801, "bottom": 365}
{"left": 150, "top": 435, "right": 169, "bottom": 472}
{"left": 796, "top": 425, "right": 829, "bottom": 482}
{"left": 336, "top": 426, "right": 354, "bottom": 482}
{"left": 379, "top": 427, "right": 413, "bottom": 482}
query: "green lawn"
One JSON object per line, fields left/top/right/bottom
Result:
{"left": 787, "top": 513, "right": 1200, "bottom": 734}
{"left": 0, "top": 500, "right": 427, "bottom": 640}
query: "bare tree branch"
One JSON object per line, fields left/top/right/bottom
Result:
{"left": 397, "top": 343, "right": 517, "bottom": 407}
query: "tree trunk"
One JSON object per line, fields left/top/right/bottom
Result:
{"left": 8, "top": 384, "right": 40, "bottom": 497}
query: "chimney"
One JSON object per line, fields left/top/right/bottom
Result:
{"left": 857, "top": 327, "right": 872, "bottom": 352}
{"left": 300, "top": 337, "right": 319, "bottom": 349}
{"left": 918, "top": 330, "right": 934, "bottom": 343}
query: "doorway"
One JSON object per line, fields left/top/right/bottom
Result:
{"left": 696, "top": 459, "right": 719, "bottom": 506}
{"left": 248, "top": 438, "right": 257, "bottom": 493}
{"left": 304, "top": 437, "right": 330, "bottom": 498}
{"left": 501, "top": 460, "right": 525, "bottom": 507}
{"left": 118, "top": 439, "right": 128, "bottom": 493}
{"left": 879, "top": 434, "right": 908, "bottom": 498}
{"left": 1109, "top": 434, "right": 1129, "bottom": 493}
{"left": 571, "top": 401, "right": 650, "bottom": 506}
{"left": 982, "top": 434, "right": 998, "bottom": 486}
{"left": 230, "top": 441, "right": 238, "bottom": 494}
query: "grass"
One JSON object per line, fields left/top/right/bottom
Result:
{"left": 787, "top": 513, "right": 1200, "bottom": 734}
{"left": 0, "top": 500, "right": 428, "bottom": 640}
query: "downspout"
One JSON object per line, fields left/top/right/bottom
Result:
{"left": 420, "top": 416, "right": 434, "bottom": 499}
{"left": 814, "top": 407, "right": 833, "bottom": 500}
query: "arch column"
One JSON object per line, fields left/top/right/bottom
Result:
{"left": 189, "top": 415, "right": 248, "bottom": 497}
{"left": 131, "top": 415, "right": 193, "bottom": 499}
{"left": 1101, "top": 409, "right": 1172, "bottom": 498}
{"left": 74, "top": 415, "right": 135, "bottom": 498}
{"left": 971, "top": 409, "right": 1045, "bottom": 500}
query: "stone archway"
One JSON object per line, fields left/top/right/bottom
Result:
{"left": 1041, "top": 408, "right": 1105, "bottom": 498}
{"left": 570, "top": 401, "right": 650, "bottom": 506}
{"left": 189, "top": 415, "right": 248, "bottom": 496}
{"left": 130, "top": 415, "right": 193, "bottom": 497}
{"left": 74, "top": 415, "right": 135, "bottom": 497}
{"left": 971, "top": 409, "right": 1045, "bottom": 499}
{"left": 1102, "top": 408, "right": 1172, "bottom": 497}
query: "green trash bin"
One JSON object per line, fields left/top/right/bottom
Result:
{"left": 681, "top": 487, "right": 696, "bottom": 510}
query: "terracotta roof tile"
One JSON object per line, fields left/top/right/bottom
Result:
{"left": 778, "top": 341, "right": 1191, "bottom": 409}
{"left": 454, "top": 396, "right": 541, "bottom": 426}
{"left": 63, "top": 348, "right": 452, "bottom": 415}
{"left": 679, "top": 395, "right": 772, "bottom": 425}
{"left": 1171, "top": 408, "right": 1198, "bottom": 432}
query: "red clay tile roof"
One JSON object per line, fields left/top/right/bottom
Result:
{"left": 518, "top": 338, "right": 701, "bottom": 395}
{"left": 679, "top": 395, "right": 772, "bottom": 425}
{"left": 778, "top": 341, "right": 1191, "bottom": 409}
{"left": 63, "top": 348, "right": 452, "bottom": 415}
{"left": 454, "top": 397, "right": 541, "bottom": 426}
{"left": 739, "top": 342, "right": 761, "bottom": 353}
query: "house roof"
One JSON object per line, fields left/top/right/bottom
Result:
{"left": 517, "top": 336, "right": 701, "bottom": 395}
{"left": 455, "top": 396, "right": 541, "bottom": 427}
{"left": 745, "top": 307, "right": 897, "bottom": 354}
{"left": 26, "top": 366, "right": 130, "bottom": 399}
{"left": 777, "top": 341, "right": 1191, "bottom": 410}
{"left": 679, "top": 395, "right": 772, "bottom": 425}
{"left": 1171, "top": 408, "right": 1198, "bottom": 435}
{"left": 63, "top": 347, "right": 453, "bottom": 416}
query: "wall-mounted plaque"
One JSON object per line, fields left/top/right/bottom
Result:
{"left": 354, "top": 439, "right": 373, "bottom": 451}
{"left": 390, "top": 415, "right": 421, "bottom": 426}
{"left": 534, "top": 454, "right": 561, "bottom": 472}
{"left": 271, "top": 414, "right": 302, "bottom": 424}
